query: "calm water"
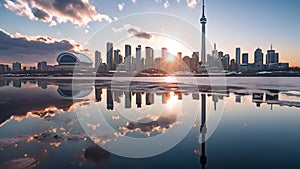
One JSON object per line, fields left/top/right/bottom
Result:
{"left": 0, "top": 77, "right": 300, "bottom": 169}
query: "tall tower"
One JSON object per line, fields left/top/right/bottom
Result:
{"left": 200, "top": 0, "right": 207, "bottom": 65}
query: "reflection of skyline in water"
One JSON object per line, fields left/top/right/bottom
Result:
{"left": 0, "top": 78, "right": 300, "bottom": 169}
{"left": 1, "top": 78, "right": 300, "bottom": 127}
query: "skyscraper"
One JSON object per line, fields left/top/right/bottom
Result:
{"left": 254, "top": 48, "right": 263, "bottom": 64}
{"left": 200, "top": 0, "right": 207, "bottom": 65}
{"left": 12, "top": 62, "right": 21, "bottom": 72}
{"left": 124, "top": 44, "right": 132, "bottom": 72}
{"left": 222, "top": 54, "right": 230, "bottom": 70}
{"left": 114, "top": 49, "right": 120, "bottom": 68}
{"left": 95, "top": 50, "right": 101, "bottom": 69}
{"left": 146, "top": 46, "right": 154, "bottom": 68}
{"left": 162, "top": 47, "right": 168, "bottom": 60}
{"left": 136, "top": 45, "right": 142, "bottom": 71}
{"left": 236, "top": 48, "right": 241, "bottom": 72}
{"left": 242, "top": 53, "right": 249, "bottom": 64}
{"left": 106, "top": 42, "right": 113, "bottom": 71}
{"left": 191, "top": 52, "right": 200, "bottom": 72}
{"left": 37, "top": 61, "right": 47, "bottom": 71}
{"left": 266, "top": 45, "right": 279, "bottom": 64}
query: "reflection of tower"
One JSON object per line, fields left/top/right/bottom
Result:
{"left": 200, "top": 0, "right": 207, "bottom": 65}
{"left": 107, "top": 87, "right": 113, "bottom": 110}
{"left": 146, "top": 92, "right": 154, "bottom": 105}
{"left": 136, "top": 92, "right": 142, "bottom": 108}
{"left": 95, "top": 87, "right": 102, "bottom": 102}
{"left": 124, "top": 91, "right": 132, "bottom": 108}
{"left": 200, "top": 93, "right": 207, "bottom": 169}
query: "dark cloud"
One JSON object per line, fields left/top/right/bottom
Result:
{"left": 4, "top": 0, "right": 112, "bottom": 26}
{"left": 0, "top": 29, "right": 83, "bottom": 64}
{"left": 127, "top": 28, "right": 152, "bottom": 40}
{"left": 31, "top": 7, "right": 50, "bottom": 21}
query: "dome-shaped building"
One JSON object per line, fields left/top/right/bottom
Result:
{"left": 56, "top": 52, "right": 93, "bottom": 71}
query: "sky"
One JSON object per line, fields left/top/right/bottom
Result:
{"left": 0, "top": 0, "right": 300, "bottom": 67}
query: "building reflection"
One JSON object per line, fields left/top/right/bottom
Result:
{"left": 95, "top": 87, "right": 102, "bottom": 102}
{"left": 107, "top": 87, "right": 113, "bottom": 110}
{"left": 136, "top": 92, "right": 142, "bottom": 108}
{"left": 193, "top": 93, "right": 200, "bottom": 100}
{"left": 162, "top": 92, "right": 170, "bottom": 104}
{"left": 252, "top": 93, "right": 264, "bottom": 107}
{"left": 37, "top": 80, "right": 47, "bottom": 89}
{"left": 0, "top": 79, "right": 10, "bottom": 87}
{"left": 114, "top": 90, "right": 122, "bottom": 103}
{"left": 13, "top": 80, "right": 21, "bottom": 88}
{"left": 124, "top": 91, "right": 131, "bottom": 108}
{"left": 146, "top": 92, "right": 154, "bottom": 105}
{"left": 252, "top": 90, "right": 279, "bottom": 110}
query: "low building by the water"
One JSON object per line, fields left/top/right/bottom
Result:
{"left": 55, "top": 51, "right": 93, "bottom": 72}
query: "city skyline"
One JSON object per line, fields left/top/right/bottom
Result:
{"left": 0, "top": 0, "right": 300, "bottom": 66}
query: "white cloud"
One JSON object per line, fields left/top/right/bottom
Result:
{"left": 163, "top": 0, "right": 169, "bottom": 8}
{"left": 186, "top": 0, "right": 197, "bottom": 8}
{"left": 117, "top": 2, "right": 125, "bottom": 11}
{"left": 4, "top": 0, "right": 112, "bottom": 27}
{"left": 132, "top": 0, "right": 137, "bottom": 4}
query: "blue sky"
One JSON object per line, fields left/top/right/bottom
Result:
{"left": 0, "top": 0, "right": 300, "bottom": 66}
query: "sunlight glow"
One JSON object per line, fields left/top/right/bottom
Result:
{"left": 166, "top": 55, "right": 175, "bottom": 62}
{"left": 164, "top": 76, "right": 177, "bottom": 83}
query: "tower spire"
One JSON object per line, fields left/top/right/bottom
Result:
{"left": 202, "top": 0, "right": 205, "bottom": 17}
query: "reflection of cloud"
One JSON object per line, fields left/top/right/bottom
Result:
{"left": 0, "top": 136, "right": 29, "bottom": 149}
{"left": 83, "top": 145, "right": 110, "bottom": 165}
{"left": 0, "top": 84, "right": 80, "bottom": 126}
{"left": 112, "top": 24, "right": 152, "bottom": 40}
{"left": 0, "top": 157, "right": 39, "bottom": 169}
{"left": 118, "top": 114, "right": 178, "bottom": 136}
{"left": 87, "top": 123, "right": 100, "bottom": 131}
{"left": 0, "top": 29, "right": 85, "bottom": 64}
{"left": 4, "top": 0, "right": 111, "bottom": 26}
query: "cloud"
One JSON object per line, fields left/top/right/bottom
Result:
{"left": 132, "top": 0, "right": 137, "bottom": 4}
{"left": 4, "top": 0, "right": 112, "bottom": 26}
{"left": 0, "top": 28, "right": 86, "bottom": 64}
{"left": 118, "top": 114, "right": 178, "bottom": 136}
{"left": 112, "top": 24, "right": 152, "bottom": 40}
{"left": 163, "top": 0, "right": 169, "bottom": 8}
{"left": 186, "top": 0, "right": 197, "bottom": 8}
{"left": 117, "top": 2, "right": 125, "bottom": 11}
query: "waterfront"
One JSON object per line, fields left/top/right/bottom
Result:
{"left": 0, "top": 77, "right": 300, "bottom": 169}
